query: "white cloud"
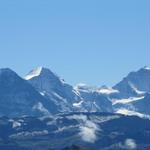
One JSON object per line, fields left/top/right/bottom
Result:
{"left": 67, "top": 114, "right": 100, "bottom": 143}
{"left": 79, "top": 120, "right": 98, "bottom": 143}
{"left": 118, "top": 139, "right": 137, "bottom": 150}
{"left": 124, "top": 139, "right": 137, "bottom": 149}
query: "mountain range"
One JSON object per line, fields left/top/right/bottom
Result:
{"left": 0, "top": 66, "right": 150, "bottom": 117}
{"left": 0, "top": 66, "right": 150, "bottom": 150}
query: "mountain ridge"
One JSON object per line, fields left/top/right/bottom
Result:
{"left": 0, "top": 66, "right": 149, "bottom": 117}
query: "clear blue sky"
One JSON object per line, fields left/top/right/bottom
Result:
{"left": 0, "top": 0, "right": 150, "bottom": 86}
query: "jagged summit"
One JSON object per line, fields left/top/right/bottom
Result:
{"left": 25, "top": 66, "right": 66, "bottom": 86}
{"left": 25, "top": 66, "right": 43, "bottom": 80}
{"left": 25, "top": 66, "right": 60, "bottom": 80}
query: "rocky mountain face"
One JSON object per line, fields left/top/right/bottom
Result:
{"left": 25, "top": 67, "right": 113, "bottom": 114}
{"left": 111, "top": 67, "right": 150, "bottom": 116}
{"left": 113, "top": 67, "right": 150, "bottom": 98}
{"left": 0, "top": 68, "right": 58, "bottom": 117}
{"left": 25, "top": 67, "right": 82, "bottom": 113}
{"left": 75, "top": 84, "right": 113, "bottom": 112}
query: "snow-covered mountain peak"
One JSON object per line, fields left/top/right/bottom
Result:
{"left": 25, "top": 66, "right": 43, "bottom": 80}
{"left": 25, "top": 66, "right": 64, "bottom": 83}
